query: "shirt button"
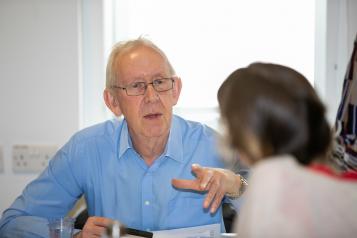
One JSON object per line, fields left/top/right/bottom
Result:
{"left": 144, "top": 200, "right": 150, "bottom": 206}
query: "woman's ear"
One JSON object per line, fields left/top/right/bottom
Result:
{"left": 103, "top": 89, "right": 122, "bottom": 117}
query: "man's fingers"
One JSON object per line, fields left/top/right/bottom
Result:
{"left": 172, "top": 178, "right": 201, "bottom": 190}
{"left": 92, "top": 217, "right": 113, "bottom": 227}
{"left": 89, "top": 226, "right": 106, "bottom": 237}
{"left": 172, "top": 164, "right": 214, "bottom": 191}
{"left": 81, "top": 217, "right": 113, "bottom": 238}
{"left": 210, "top": 191, "right": 225, "bottom": 214}
{"left": 199, "top": 170, "right": 213, "bottom": 190}
{"left": 203, "top": 181, "right": 219, "bottom": 209}
{"left": 191, "top": 163, "right": 204, "bottom": 177}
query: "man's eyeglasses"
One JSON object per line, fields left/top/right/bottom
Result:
{"left": 111, "top": 77, "right": 175, "bottom": 96}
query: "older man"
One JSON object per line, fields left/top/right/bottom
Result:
{"left": 0, "top": 38, "right": 243, "bottom": 238}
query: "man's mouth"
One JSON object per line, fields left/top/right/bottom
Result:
{"left": 143, "top": 113, "right": 162, "bottom": 120}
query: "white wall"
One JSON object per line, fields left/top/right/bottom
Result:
{"left": 0, "top": 0, "right": 81, "bottom": 213}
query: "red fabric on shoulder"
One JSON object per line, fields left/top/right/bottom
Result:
{"left": 309, "top": 164, "right": 357, "bottom": 181}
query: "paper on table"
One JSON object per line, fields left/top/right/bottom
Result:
{"left": 152, "top": 223, "right": 220, "bottom": 238}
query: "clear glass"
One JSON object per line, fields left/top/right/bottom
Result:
{"left": 48, "top": 217, "right": 75, "bottom": 238}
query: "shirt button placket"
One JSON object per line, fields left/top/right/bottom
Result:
{"left": 141, "top": 172, "right": 154, "bottom": 230}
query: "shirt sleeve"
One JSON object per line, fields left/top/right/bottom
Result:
{"left": 0, "top": 140, "right": 84, "bottom": 238}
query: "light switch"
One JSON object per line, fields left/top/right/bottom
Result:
{"left": 12, "top": 145, "right": 57, "bottom": 173}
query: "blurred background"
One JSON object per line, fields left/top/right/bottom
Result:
{"left": 0, "top": 0, "right": 356, "bottom": 214}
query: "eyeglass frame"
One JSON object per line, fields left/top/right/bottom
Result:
{"left": 111, "top": 77, "right": 176, "bottom": 96}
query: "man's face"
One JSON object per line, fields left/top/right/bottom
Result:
{"left": 114, "top": 45, "right": 181, "bottom": 139}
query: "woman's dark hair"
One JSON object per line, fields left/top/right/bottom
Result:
{"left": 218, "top": 63, "right": 331, "bottom": 165}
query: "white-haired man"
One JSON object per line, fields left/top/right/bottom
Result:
{"left": 0, "top": 38, "right": 244, "bottom": 238}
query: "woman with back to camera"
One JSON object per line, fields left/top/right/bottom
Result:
{"left": 218, "top": 63, "right": 357, "bottom": 237}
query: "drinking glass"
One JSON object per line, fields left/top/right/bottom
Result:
{"left": 48, "top": 217, "right": 75, "bottom": 238}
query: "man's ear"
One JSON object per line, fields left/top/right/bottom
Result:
{"left": 172, "top": 77, "right": 182, "bottom": 105}
{"left": 103, "top": 89, "right": 122, "bottom": 117}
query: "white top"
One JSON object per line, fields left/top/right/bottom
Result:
{"left": 235, "top": 155, "right": 357, "bottom": 238}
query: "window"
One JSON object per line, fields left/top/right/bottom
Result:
{"left": 85, "top": 0, "right": 316, "bottom": 129}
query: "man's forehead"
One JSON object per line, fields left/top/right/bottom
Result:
{"left": 117, "top": 48, "right": 165, "bottom": 70}
{"left": 115, "top": 46, "right": 169, "bottom": 75}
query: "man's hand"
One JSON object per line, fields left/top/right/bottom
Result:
{"left": 172, "top": 164, "right": 240, "bottom": 214}
{"left": 74, "top": 216, "right": 113, "bottom": 238}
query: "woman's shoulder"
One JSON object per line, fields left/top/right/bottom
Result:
{"left": 251, "top": 155, "right": 357, "bottom": 189}
{"left": 238, "top": 155, "right": 357, "bottom": 237}
{"left": 249, "top": 155, "right": 299, "bottom": 184}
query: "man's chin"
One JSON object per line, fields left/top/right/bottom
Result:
{"left": 141, "top": 123, "right": 169, "bottom": 137}
{"left": 142, "top": 128, "right": 167, "bottom": 138}
{"left": 140, "top": 117, "right": 171, "bottom": 137}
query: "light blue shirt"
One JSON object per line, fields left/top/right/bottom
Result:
{"left": 0, "top": 115, "right": 227, "bottom": 237}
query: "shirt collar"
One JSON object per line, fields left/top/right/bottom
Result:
{"left": 165, "top": 116, "right": 184, "bottom": 163}
{"left": 118, "top": 119, "right": 132, "bottom": 159}
{"left": 117, "top": 116, "right": 184, "bottom": 163}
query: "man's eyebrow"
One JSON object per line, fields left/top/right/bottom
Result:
{"left": 127, "top": 77, "right": 145, "bottom": 84}
{"left": 125, "top": 73, "right": 169, "bottom": 84}
{"left": 152, "top": 71, "right": 170, "bottom": 77}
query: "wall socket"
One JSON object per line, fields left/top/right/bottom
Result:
{"left": 0, "top": 145, "right": 4, "bottom": 173}
{"left": 12, "top": 145, "right": 57, "bottom": 173}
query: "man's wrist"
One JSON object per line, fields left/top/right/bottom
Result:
{"left": 226, "top": 174, "right": 248, "bottom": 199}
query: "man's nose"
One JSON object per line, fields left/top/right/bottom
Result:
{"left": 144, "top": 83, "right": 159, "bottom": 103}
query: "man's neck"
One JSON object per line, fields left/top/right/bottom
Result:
{"left": 130, "top": 132, "right": 169, "bottom": 166}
